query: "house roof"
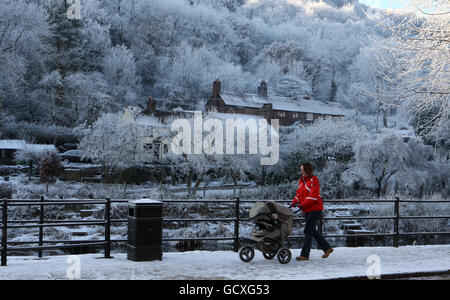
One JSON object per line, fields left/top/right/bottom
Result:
{"left": 153, "top": 135, "right": 170, "bottom": 143}
{"left": 206, "top": 112, "right": 279, "bottom": 137}
{"left": 24, "top": 144, "right": 57, "bottom": 152}
{"left": 218, "top": 91, "right": 349, "bottom": 116}
{"left": 0, "top": 140, "right": 26, "bottom": 150}
{"left": 136, "top": 115, "right": 168, "bottom": 128}
{"left": 209, "top": 112, "right": 266, "bottom": 122}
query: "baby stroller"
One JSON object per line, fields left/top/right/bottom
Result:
{"left": 239, "top": 201, "right": 294, "bottom": 264}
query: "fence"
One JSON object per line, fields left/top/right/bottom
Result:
{"left": 1, "top": 197, "right": 449, "bottom": 266}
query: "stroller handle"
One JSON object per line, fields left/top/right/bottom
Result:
{"left": 288, "top": 203, "right": 303, "bottom": 214}
{"left": 292, "top": 208, "right": 303, "bottom": 215}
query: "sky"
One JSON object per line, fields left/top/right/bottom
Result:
{"left": 359, "top": 0, "right": 412, "bottom": 9}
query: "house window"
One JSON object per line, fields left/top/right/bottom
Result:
{"left": 153, "top": 143, "right": 160, "bottom": 157}
{"left": 307, "top": 113, "right": 314, "bottom": 121}
{"left": 277, "top": 111, "right": 285, "bottom": 117}
{"left": 293, "top": 113, "right": 299, "bottom": 118}
{"left": 163, "top": 144, "right": 169, "bottom": 154}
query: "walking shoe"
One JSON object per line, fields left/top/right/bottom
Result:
{"left": 296, "top": 256, "right": 309, "bottom": 261}
{"left": 322, "top": 248, "right": 333, "bottom": 258}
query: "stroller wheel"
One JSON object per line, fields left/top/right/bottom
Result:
{"left": 276, "top": 248, "right": 292, "bottom": 264}
{"left": 263, "top": 252, "right": 276, "bottom": 260}
{"left": 239, "top": 246, "right": 255, "bottom": 263}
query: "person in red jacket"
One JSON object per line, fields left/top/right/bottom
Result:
{"left": 290, "top": 162, "right": 333, "bottom": 261}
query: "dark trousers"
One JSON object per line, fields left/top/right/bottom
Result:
{"left": 301, "top": 210, "right": 331, "bottom": 258}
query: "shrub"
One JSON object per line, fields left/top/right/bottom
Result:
{"left": 0, "top": 183, "right": 14, "bottom": 199}
{"left": 2, "top": 121, "right": 78, "bottom": 146}
{"left": 40, "top": 150, "right": 64, "bottom": 182}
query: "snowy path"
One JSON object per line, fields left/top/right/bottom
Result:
{"left": 0, "top": 245, "right": 449, "bottom": 280}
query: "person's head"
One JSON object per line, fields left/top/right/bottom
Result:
{"left": 300, "top": 162, "right": 314, "bottom": 177}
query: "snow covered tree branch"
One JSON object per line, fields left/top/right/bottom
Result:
{"left": 375, "top": 0, "right": 449, "bottom": 144}
{"left": 75, "top": 109, "right": 157, "bottom": 180}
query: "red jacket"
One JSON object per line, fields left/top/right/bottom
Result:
{"left": 291, "top": 175, "right": 323, "bottom": 213}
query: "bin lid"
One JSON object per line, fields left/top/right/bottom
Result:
{"left": 129, "top": 199, "right": 162, "bottom": 206}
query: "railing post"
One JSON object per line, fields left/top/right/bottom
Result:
{"left": 394, "top": 197, "right": 400, "bottom": 248}
{"left": 1, "top": 199, "right": 8, "bottom": 266}
{"left": 38, "top": 195, "right": 44, "bottom": 258}
{"left": 234, "top": 197, "right": 240, "bottom": 252}
{"left": 104, "top": 198, "right": 111, "bottom": 258}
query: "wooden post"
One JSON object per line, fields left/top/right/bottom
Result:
{"left": 394, "top": 197, "right": 400, "bottom": 248}
{"left": 1, "top": 199, "right": 7, "bottom": 266}
{"left": 234, "top": 197, "right": 240, "bottom": 252}
{"left": 104, "top": 198, "right": 111, "bottom": 258}
{"left": 38, "top": 195, "right": 44, "bottom": 258}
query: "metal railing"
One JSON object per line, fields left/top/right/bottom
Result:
{"left": 1, "top": 197, "right": 113, "bottom": 267}
{"left": 1, "top": 196, "right": 449, "bottom": 266}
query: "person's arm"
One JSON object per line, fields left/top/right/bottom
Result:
{"left": 290, "top": 186, "right": 301, "bottom": 208}
{"left": 301, "top": 177, "right": 320, "bottom": 210}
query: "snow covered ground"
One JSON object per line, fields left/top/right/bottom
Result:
{"left": 1, "top": 245, "right": 449, "bottom": 280}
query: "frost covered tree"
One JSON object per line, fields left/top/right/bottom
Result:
{"left": 282, "top": 117, "right": 368, "bottom": 180}
{"left": 75, "top": 109, "right": 155, "bottom": 180}
{"left": 219, "top": 152, "right": 258, "bottom": 197}
{"left": 38, "top": 0, "right": 115, "bottom": 126}
{"left": 213, "top": 127, "right": 261, "bottom": 197}
{"left": 102, "top": 45, "right": 142, "bottom": 107}
{"left": 254, "top": 42, "right": 313, "bottom": 98}
{"left": 37, "top": 71, "right": 64, "bottom": 126}
{"left": 166, "top": 115, "right": 218, "bottom": 198}
{"left": 167, "top": 151, "right": 218, "bottom": 199}
{"left": 349, "top": 134, "right": 405, "bottom": 197}
{"left": 0, "top": 0, "right": 50, "bottom": 119}
{"left": 349, "top": 44, "right": 395, "bottom": 123}
{"left": 154, "top": 42, "right": 252, "bottom": 100}
{"left": 39, "top": 149, "right": 63, "bottom": 193}
{"left": 15, "top": 145, "right": 57, "bottom": 181}
{"left": 64, "top": 72, "right": 111, "bottom": 125}
{"left": 377, "top": 0, "right": 449, "bottom": 146}
{"left": 345, "top": 133, "right": 440, "bottom": 197}
{"left": 44, "top": 0, "right": 83, "bottom": 105}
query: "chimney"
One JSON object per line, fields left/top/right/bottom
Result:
{"left": 258, "top": 81, "right": 268, "bottom": 98}
{"left": 147, "top": 96, "right": 156, "bottom": 113}
{"left": 213, "top": 79, "right": 221, "bottom": 99}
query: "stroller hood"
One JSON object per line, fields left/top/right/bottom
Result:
{"left": 249, "top": 201, "right": 294, "bottom": 237}
{"left": 249, "top": 201, "right": 293, "bottom": 220}
{"left": 249, "top": 202, "right": 271, "bottom": 219}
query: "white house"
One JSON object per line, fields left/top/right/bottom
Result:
{"left": 121, "top": 108, "right": 172, "bottom": 162}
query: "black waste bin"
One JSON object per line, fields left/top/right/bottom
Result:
{"left": 127, "top": 199, "right": 163, "bottom": 261}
